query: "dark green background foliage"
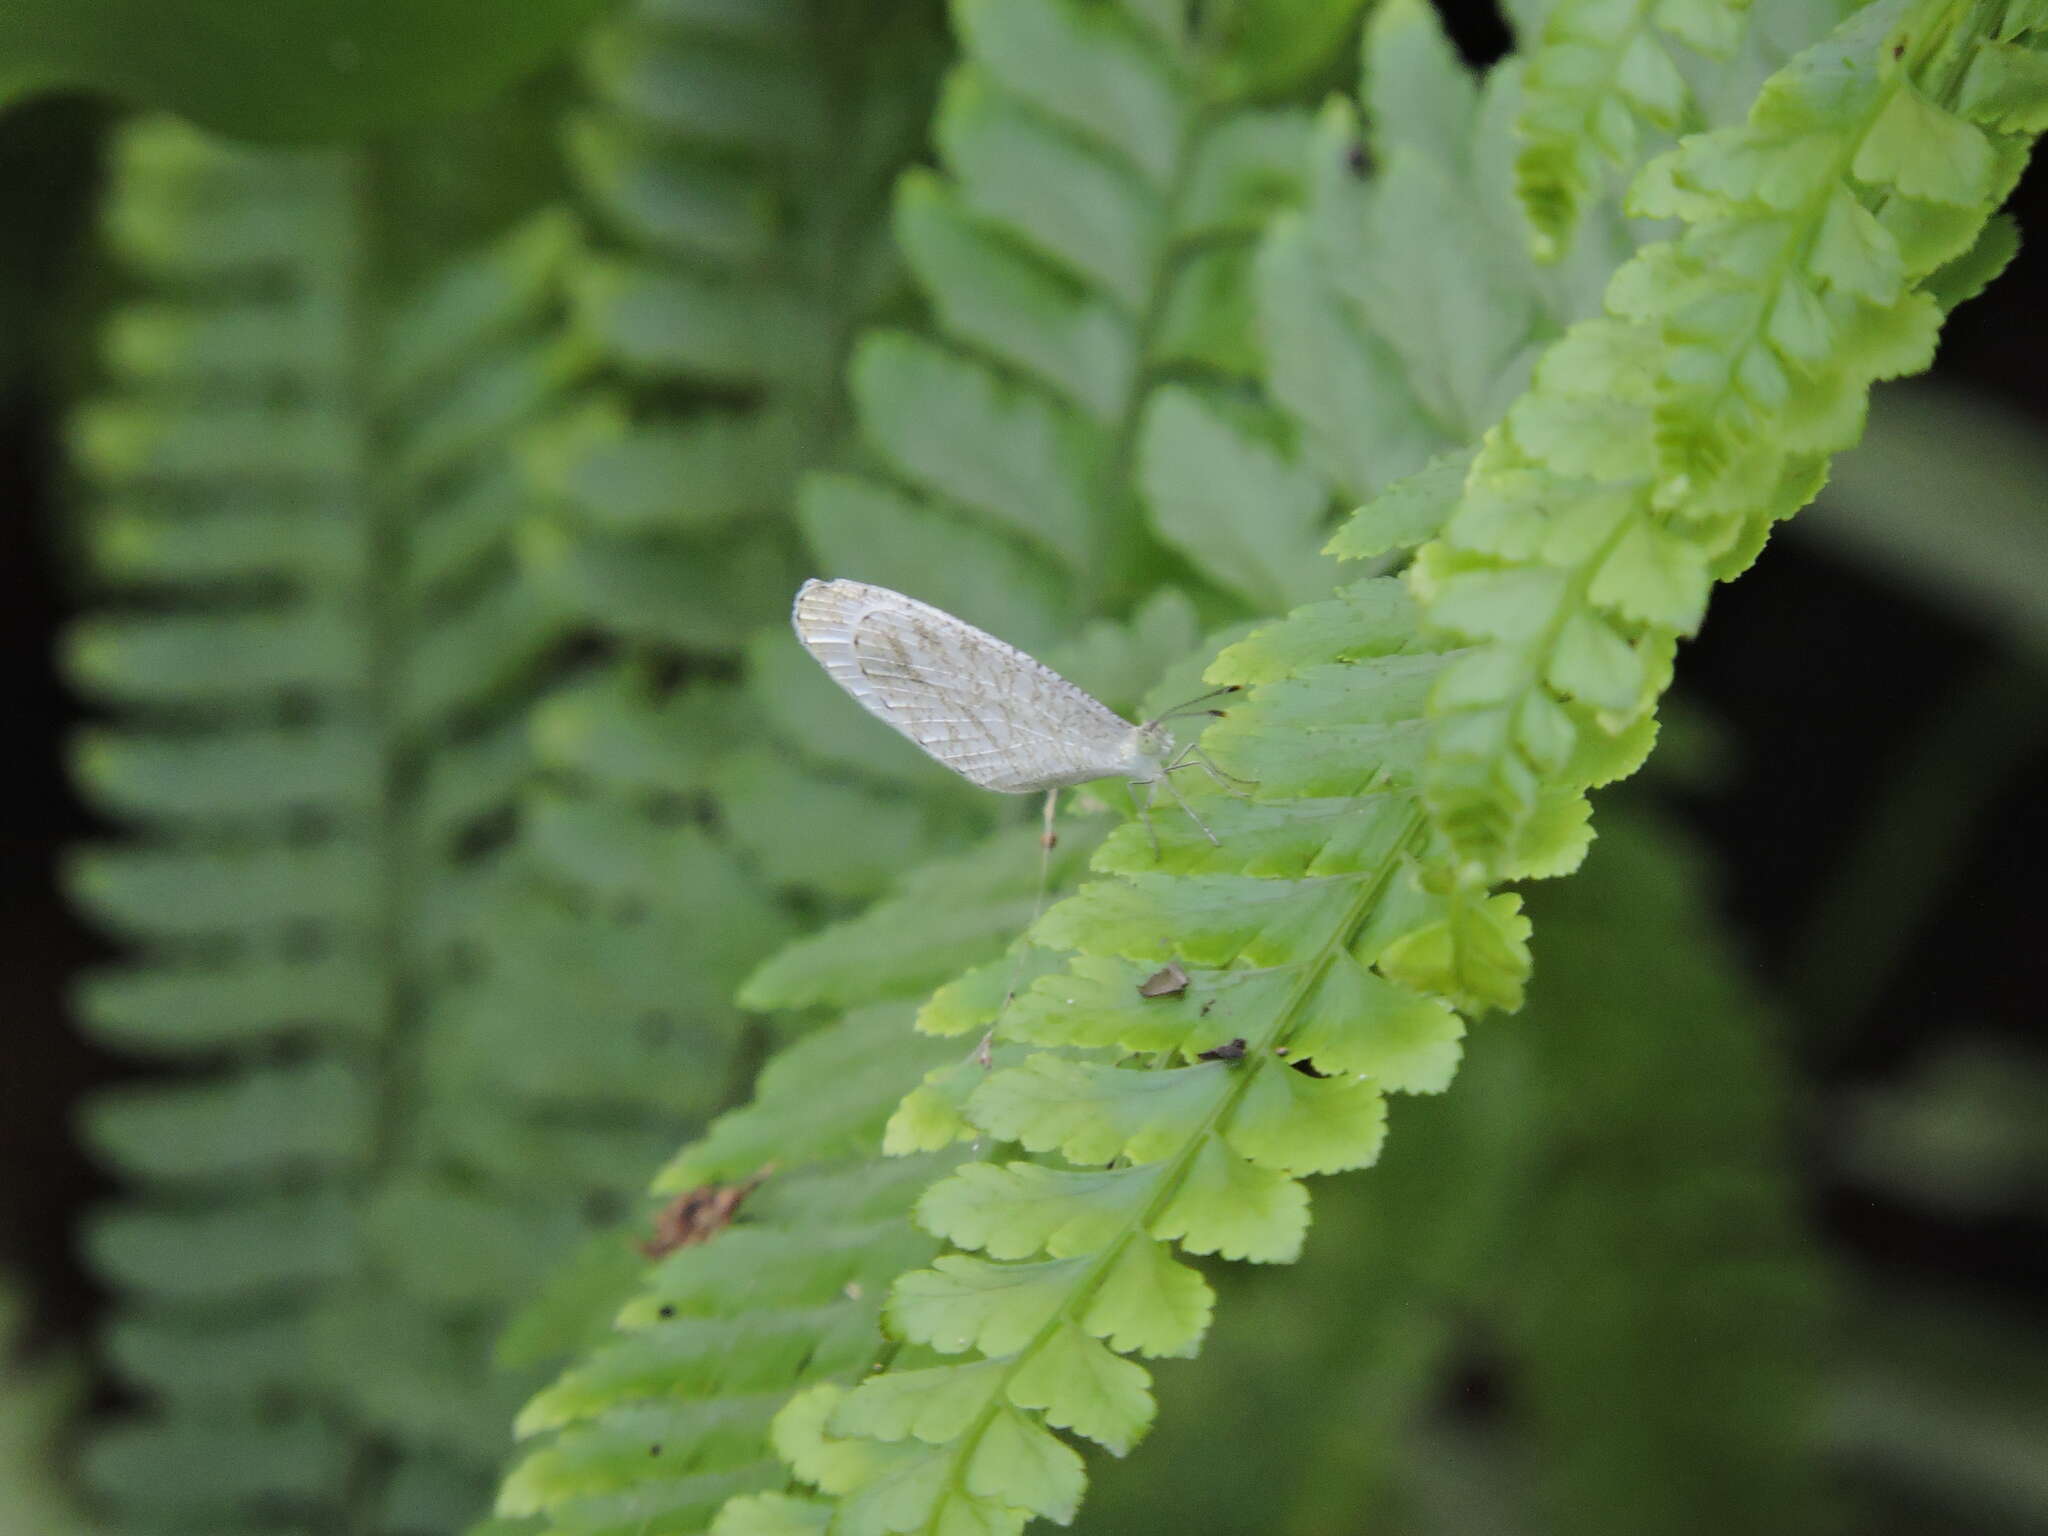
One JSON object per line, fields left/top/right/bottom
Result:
{"left": 0, "top": 0, "right": 609, "bottom": 139}
{"left": 0, "top": 3, "right": 2044, "bottom": 1536}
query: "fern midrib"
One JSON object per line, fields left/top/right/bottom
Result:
{"left": 601, "top": 11, "right": 863, "bottom": 696}
{"left": 1877, "top": 0, "right": 2011, "bottom": 202}
{"left": 1657, "top": 0, "right": 1997, "bottom": 490}
{"left": 797, "top": 0, "right": 880, "bottom": 458}
{"left": 1656, "top": 117, "right": 1885, "bottom": 485}
{"left": 1914, "top": 0, "right": 2011, "bottom": 91}
{"left": 1516, "top": 507, "right": 1638, "bottom": 674}
{"left": 340, "top": 145, "right": 420, "bottom": 1536}
{"left": 833, "top": 35, "right": 1331, "bottom": 1478}
{"left": 800, "top": 28, "right": 1300, "bottom": 1420}
{"left": 911, "top": 809, "right": 1428, "bottom": 1531}
{"left": 1538, "top": 0, "right": 1668, "bottom": 139}
{"left": 1439, "top": 499, "right": 1640, "bottom": 858}
{"left": 1089, "top": 56, "right": 1232, "bottom": 611}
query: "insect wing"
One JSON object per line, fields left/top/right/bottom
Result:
{"left": 792, "top": 579, "right": 1138, "bottom": 792}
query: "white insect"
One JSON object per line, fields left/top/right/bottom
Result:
{"left": 791, "top": 578, "right": 1238, "bottom": 842}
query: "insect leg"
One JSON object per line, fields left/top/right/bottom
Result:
{"left": 978, "top": 788, "right": 1063, "bottom": 1072}
{"left": 1163, "top": 744, "right": 1256, "bottom": 801}
{"left": 1159, "top": 767, "right": 1220, "bottom": 845}
{"left": 1130, "top": 777, "right": 1162, "bottom": 856}
{"left": 1190, "top": 746, "right": 1257, "bottom": 798}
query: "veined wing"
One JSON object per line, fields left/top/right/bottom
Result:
{"left": 792, "top": 579, "right": 1141, "bottom": 792}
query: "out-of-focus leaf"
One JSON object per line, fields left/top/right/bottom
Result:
{"left": 1836, "top": 1041, "right": 2048, "bottom": 1216}
{"left": 0, "top": 0, "right": 606, "bottom": 139}
{"left": 1804, "top": 380, "right": 2048, "bottom": 666}
{"left": 0, "top": 1285, "right": 94, "bottom": 1536}
{"left": 1788, "top": 656, "right": 2048, "bottom": 1038}
{"left": 1830, "top": 1289, "right": 2048, "bottom": 1530}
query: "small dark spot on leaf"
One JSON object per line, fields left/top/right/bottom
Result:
{"left": 1346, "top": 141, "right": 1373, "bottom": 177}
{"left": 1198, "top": 1037, "right": 1248, "bottom": 1062}
{"left": 1290, "top": 1057, "right": 1330, "bottom": 1078}
{"left": 658, "top": 1304, "right": 676, "bottom": 1318}
{"left": 648, "top": 1443, "right": 662, "bottom": 1456}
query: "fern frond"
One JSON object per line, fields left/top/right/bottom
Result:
{"left": 1263, "top": 0, "right": 1853, "bottom": 506}
{"left": 757, "top": 385, "right": 1499, "bottom": 1535}
{"left": 0, "top": 1282, "right": 94, "bottom": 1536}
{"left": 751, "top": 561, "right": 1513, "bottom": 1535}
{"left": 455, "top": 13, "right": 952, "bottom": 1415}
{"left": 810, "top": 0, "right": 1325, "bottom": 662}
{"left": 731, "top": 6, "right": 2032, "bottom": 1528}
{"left": 1259, "top": 0, "right": 1639, "bottom": 510}
{"left": 430, "top": 5, "right": 949, "bottom": 1404}
{"left": 501, "top": 0, "right": 1367, "bottom": 1528}
{"left": 67, "top": 118, "right": 590, "bottom": 1532}
{"left": 501, "top": 2, "right": 2022, "bottom": 1531}
{"left": 1513, "top": 0, "right": 1756, "bottom": 258}
{"left": 1058, "top": 802, "right": 1832, "bottom": 1536}
{"left": 1414, "top": 0, "right": 2048, "bottom": 878}
{"left": 514, "top": 0, "right": 956, "bottom": 1003}
{"left": 497, "top": 821, "right": 1117, "bottom": 1534}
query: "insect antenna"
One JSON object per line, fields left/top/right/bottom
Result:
{"left": 1142, "top": 684, "right": 1241, "bottom": 725}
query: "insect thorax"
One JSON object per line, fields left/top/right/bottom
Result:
{"left": 1128, "top": 720, "right": 1172, "bottom": 780}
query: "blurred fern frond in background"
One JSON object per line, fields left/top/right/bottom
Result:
{"left": 63, "top": 116, "right": 601, "bottom": 1534}
{"left": 451, "top": 0, "right": 957, "bottom": 1380}
{"left": 0, "top": 1280, "right": 92, "bottom": 1536}
{"left": 503, "top": 0, "right": 952, "bottom": 950}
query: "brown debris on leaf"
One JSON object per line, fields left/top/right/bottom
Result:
{"left": 1138, "top": 960, "right": 1190, "bottom": 998}
{"left": 641, "top": 1165, "right": 773, "bottom": 1258}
